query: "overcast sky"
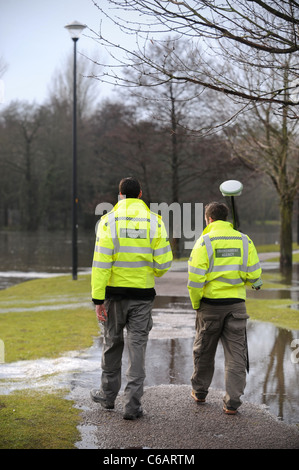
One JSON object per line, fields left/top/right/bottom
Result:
{"left": 0, "top": 0, "right": 128, "bottom": 107}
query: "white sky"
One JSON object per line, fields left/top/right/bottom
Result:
{"left": 0, "top": 0, "right": 128, "bottom": 106}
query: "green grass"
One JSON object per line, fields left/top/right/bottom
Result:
{"left": 0, "top": 389, "right": 81, "bottom": 449}
{"left": 247, "top": 298, "right": 299, "bottom": 330}
{"left": 0, "top": 274, "right": 99, "bottom": 363}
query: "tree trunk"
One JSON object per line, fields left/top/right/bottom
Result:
{"left": 279, "top": 195, "right": 293, "bottom": 270}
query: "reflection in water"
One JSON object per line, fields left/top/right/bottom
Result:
{"left": 86, "top": 297, "right": 299, "bottom": 425}
{"left": 148, "top": 297, "right": 299, "bottom": 425}
{"left": 262, "top": 328, "right": 295, "bottom": 420}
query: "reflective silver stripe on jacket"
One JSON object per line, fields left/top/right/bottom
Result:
{"left": 241, "top": 234, "right": 248, "bottom": 271}
{"left": 188, "top": 280, "right": 205, "bottom": 288}
{"left": 150, "top": 213, "right": 158, "bottom": 243}
{"left": 188, "top": 265, "right": 206, "bottom": 276}
{"left": 154, "top": 260, "right": 172, "bottom": 270}
{"left": 107, "top": 211, "right": 159, "bottom": 250}
{"left": 114, "top": 260, "right": 153, "bottom": 268}
{"left": 107, "top": 212, "right": 120, "bottom": 254}
{"left": 203, "top": 233, "right": 252, "bottom": 274}
{"left": 94, "top": 246, "right": 114, "bottom": 255}
{"left": 92, "top": 260, "right": 113, "bottom": 269}
{"left": 203, "top": 234, "right": 214, "bottom": 273}
{"left": 118, "top": 246, "right": 153, "bottom": 254}
{"left": 154, "top": 245, "right": 172, "bottom": 257}
{"left": 214, "top": 276, "right": 245, "bottom": 285}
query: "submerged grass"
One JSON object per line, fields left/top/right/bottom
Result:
{"left": 0, "top": 262, "right": 298, "bottom": 448}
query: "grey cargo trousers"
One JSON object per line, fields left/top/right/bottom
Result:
{"left": 191, "top": 301, "right": 249, "bottom": 410}
{"left": 100, "top": 297, "right": 153, "bottom": 415}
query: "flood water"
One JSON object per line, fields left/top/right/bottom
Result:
{"left": 0, "top": 224, "right": 293, "bottom": 289}
{"left": 0, "top": 230, "right": 299, "bottom": 425}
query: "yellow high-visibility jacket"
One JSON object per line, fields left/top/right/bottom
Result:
{"left": 188, "top": 220, "right": 262, "bottom": 310}
{"left": 92, "top": 198, "right": 173, "bottom": 302}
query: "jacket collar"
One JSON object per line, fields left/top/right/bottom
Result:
{"left": 114, "top": 197, "right": 148, "bottom": 211}
{"left": 202, "top": 220, "right": 233, "bottom": 235}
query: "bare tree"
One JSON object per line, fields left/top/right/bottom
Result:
{"left": 88, "top": 0, "right": 299, "bottom": 267}
{"left": 47, "top": 50, "right": 101, "bottom": 119}
{"left": 227, "top": 54, "right": 299, "bottom": 269}
{"left": 90, "top": 0, "right": 299, "bottom": 107}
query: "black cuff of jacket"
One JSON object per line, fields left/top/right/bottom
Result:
{"left": 92, "top": 298, "right": 104, "bottom": 305}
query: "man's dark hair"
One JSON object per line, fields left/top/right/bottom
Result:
{"left": 205, "top": 202, "right": 229, "bottom": 221}
{"left": 119, "top": 177, "right": 141, "bottom": 198}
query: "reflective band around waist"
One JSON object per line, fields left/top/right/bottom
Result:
{"left": 118, "top": 246, "right": 153, "bottom": 254}
{"left": 113, "top": 260, "right": 172, "bottom": 269}
{"left": 213, "top": 276, "right": 244, "bottom": 285}
{"left": 114, "top": 260, "right": 153, "bottom": 268}
{"left": 189, "top": 262, "right": 260, "bottom": 275}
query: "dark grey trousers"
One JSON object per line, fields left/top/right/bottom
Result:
{"left": 191, "top": 301, "right": 249, "bottom": 410}
{"left": 100, "top": 298, "right": 153, "bottom": 414}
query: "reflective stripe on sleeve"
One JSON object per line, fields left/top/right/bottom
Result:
{"left": 154, "top": 260, "right": 172, "bottom": 270}
{"left": 94, "top": 246, "right": 113, "bottom": 255}
{"left": 154, "top": 245, "right": 172, "bottom": 257}
{"left": 188, "top": 265, "right": 206, "bottom": 276}
{"left": 92, "top": 260, "right": 113, "bottom": 269}
{"left": 247, "top": 262, "right": 261, "bottom": 272}
{"left": 188, "top": 280, "right": 205, "bottom": 288}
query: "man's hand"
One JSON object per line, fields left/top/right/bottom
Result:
{"left": 96, "top": 304, "right": 107, "bottom": 322}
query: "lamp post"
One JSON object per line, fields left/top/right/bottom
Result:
{"left": 64, "top": 21, "right": 86, "bottom": 280}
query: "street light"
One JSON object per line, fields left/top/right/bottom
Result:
{"left": 64, "top": 21, "right": 86, "bottom": 280}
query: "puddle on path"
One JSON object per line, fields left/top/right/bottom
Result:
{"left": 0, "top": 295, "right": 298, "bottom": 426}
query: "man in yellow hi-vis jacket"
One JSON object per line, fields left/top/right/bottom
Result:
{"left": 90, "top": 177, "right": 173, "bottom": 420}
{"left": 188, "top": 201, "right": 262, "bottom": 414}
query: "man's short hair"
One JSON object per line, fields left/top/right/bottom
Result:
{"left": 119, "top": 177, "right": 141, "bottom": 198}
{"left": 205, "top": 202, "right": 229, "bottom": 221}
